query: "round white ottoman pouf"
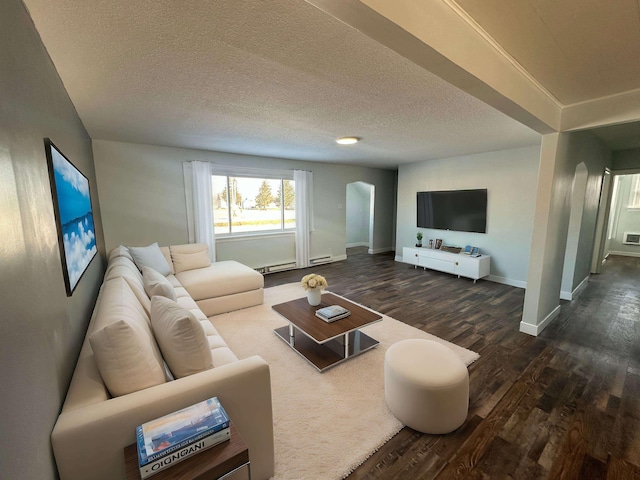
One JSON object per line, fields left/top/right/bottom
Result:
{"left": 384, "top": 339, "right": 469, "bottom": 434}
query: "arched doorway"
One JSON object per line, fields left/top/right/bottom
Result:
{"left": 346, "top": 182, "right": 375, "bottom": 253}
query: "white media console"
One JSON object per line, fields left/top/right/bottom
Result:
{"left": 402, "top": 247, "right": 490, "bottom": 283}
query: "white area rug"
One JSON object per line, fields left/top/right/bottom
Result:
{"left": 211, "top": 283, "right": 480, "bottom": 480}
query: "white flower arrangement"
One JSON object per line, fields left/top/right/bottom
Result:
{"left": 301, "top": 273, "right": 328, "bottom": 291}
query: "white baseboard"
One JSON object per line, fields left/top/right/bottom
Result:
{"left": 394, "top": 255, "right": 403, "bottom": 262}
{"left": 346, "top": 242, "right": 369, "bottom": 248}
{"left": 519, "top": 305, "right": 560, "bottom": 336}
{"left": 487, "top": 275, "right": 526, "bottom": 289}
{"left": 368, "top": 247, "right": 393, "bottom": 254}
{"left": 560, "top": 276, "right": 589, "bottom": 301}
{"left": 607, "top": 250, "right": 640, "bottom": 258}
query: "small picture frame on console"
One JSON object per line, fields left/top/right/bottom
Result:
{"left": 428, "top": 239, "right": 434, "bottom": 249}
{"left": 435, "top": 239, "right": 443, "bottom": 249}
{"left": 463, "top": 245, "right": 481, "bottom": 256}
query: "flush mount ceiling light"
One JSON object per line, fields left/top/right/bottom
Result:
{"left": 336, "top": 136, "right": 360, "bottom": 145}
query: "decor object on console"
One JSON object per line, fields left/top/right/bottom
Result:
{"left": 462, "top": 245, "right": 480, "bottom": 256}
{"left": 51, "top": 243, "right": 273, "bottom": 480}
{"left": 44, "top": 138, "right": 97, "bottom": 296}
{"left": 416, "top": 232, "right": 423, "bottom": 247}
{"left": 300, "top": 273, "right": 327, "bottom": 306}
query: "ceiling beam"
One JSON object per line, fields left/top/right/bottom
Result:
{"left": 305, "top": 0, "right": 559, "bottom": 134}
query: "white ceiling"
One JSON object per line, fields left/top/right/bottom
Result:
{"left": 22, "top": 0, "right": 640, "bottom": 169}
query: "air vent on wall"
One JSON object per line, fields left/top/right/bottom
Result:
{"left": 623, "top": 232, "right": 640, "bottom": 245}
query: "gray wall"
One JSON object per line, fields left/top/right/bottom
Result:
{"left": 395, "top": 145, "right": 541, "bottom": 286}
{"left": 613, "top": 148, "right": 640, "bottom": 171}
{"left": 560, "top": 163, "right": 589, "bottom": 298}
{"left": 93, "top": 140, "right": 396, "bottom": 265}
{"left": 0, "top": 1, "right": 106, "bottom": 478}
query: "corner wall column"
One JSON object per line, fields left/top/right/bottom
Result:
{"left": 521, "top": 133, "right": 572, "bottom": 335}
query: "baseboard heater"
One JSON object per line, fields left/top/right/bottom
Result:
{"left": 256, "top": 262, "right": 297, "bottom": 274}
{"left": 310, "top": 255, "right": 332, "bottom": 265}
{"left": 623, "top": 232, "right": 640, "bottom": 245}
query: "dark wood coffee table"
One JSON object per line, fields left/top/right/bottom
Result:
{"left": 272, "top": 292, "right": 382, "bottom": 372}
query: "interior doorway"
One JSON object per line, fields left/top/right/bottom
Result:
{"left": 346, "top": 182, "right": 375, "bottom": 254}
{"left": 601, "top": 171, "right": 640, "bottom": 260}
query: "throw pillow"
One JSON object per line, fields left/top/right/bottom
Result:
{"left": 169, "top": 244, "right": 211, "bottom": 273}
{"left": 142, "top": 266, "right": 177, "bottom": 301}
{"left": 150, "top": 296, "right": 214, "bottom": 378}
{"left": 89, "top": 319, "right": 167, "bottom": 397}
{"left": 128, "top": 242, "right": 172, "bottom": 276}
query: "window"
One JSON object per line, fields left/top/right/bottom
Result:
{"left": 629, "top": 174, "right": 640, "bottom": 209}
{"left": 212, "top": 175, "right": 295, "bottom": 235}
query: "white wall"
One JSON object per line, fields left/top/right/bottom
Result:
{"left": 346, "top": 182, "right": 371, "bottom": 247}
{"left": 93, "top": 140, "right": 396, "bottom": 267}
{"left": 395, "top": 145, "right": 541, "bottom": 286}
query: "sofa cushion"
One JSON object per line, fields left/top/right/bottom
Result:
{"left": 104, "top": 257, "right": 143, "bottom": 285}
{"left": 159, "top": 246, "right": 175, "bottom": 275}
{"left": 89, "top": 318, "right": 167, "bottom": 397}
{"left": 170, "top": 243, "right": 211, "bottom": 273}
{"left": 150, "top": 296, "right": 214, "bottom": 378}
{"left": 128, "top": 242, "right": 172, "bottom": 276}
{"left": 175, "top": 261, "right": 263, "bottom": 301}
{"left": 142, "top": 266, "right": 177, "bottom": 301}
{"left": 108, "top": 245, "right": 134, "bottom": 263}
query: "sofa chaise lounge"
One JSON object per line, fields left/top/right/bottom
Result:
{"left": 51, "top": 243, "right": 274, "bottom": 480}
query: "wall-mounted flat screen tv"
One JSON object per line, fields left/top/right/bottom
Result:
{"left": 417, "top": 189, "right": 487, "bottom": 233}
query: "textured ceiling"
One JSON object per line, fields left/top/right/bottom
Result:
{"left": 23, "top": 0, "right": 640, "bottom": 167}
{"left": 22, "top": 0, "right": 542, "bottom": 169}
{"left": 453, "top": 0, "right": 640, "bottom": 106}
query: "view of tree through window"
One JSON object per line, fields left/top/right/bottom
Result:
{"left": 212, "top": 175, "right": 295, "bottom": 234}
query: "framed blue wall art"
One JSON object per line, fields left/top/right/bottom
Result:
{"left": 45, "top": 139, "right": 97, "bottom": 296}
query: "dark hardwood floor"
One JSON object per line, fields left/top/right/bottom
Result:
{"left": 263, "top": 249, "right": 640, "bottom": 479}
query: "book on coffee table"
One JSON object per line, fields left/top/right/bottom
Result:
{"left": 315, "top": 305, "right": 350, "bottom": 322}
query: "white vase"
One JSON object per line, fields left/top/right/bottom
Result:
{"left": 307, "top": 288, "right": 322, "bottom": 306}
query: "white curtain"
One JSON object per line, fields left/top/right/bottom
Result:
{"left": 295, "top": 170, "right": 313, "bottom": 268}
{"left": 190, "top": 161, "right": 216, "bottom": 262}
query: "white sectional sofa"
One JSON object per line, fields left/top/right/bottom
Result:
{"left": 51, "top": 243, "right": 273, "bottom": 480}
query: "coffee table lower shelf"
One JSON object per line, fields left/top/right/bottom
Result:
{"left": 274, "top": 325, "right": 378, "bottom": 372}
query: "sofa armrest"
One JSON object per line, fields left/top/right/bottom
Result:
{"left": 52, "top": 356, "right": 274, "bottom": 480}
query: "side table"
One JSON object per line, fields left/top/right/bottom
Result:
{"left": 124, "top": 422, "right": 250, "bottom": 480}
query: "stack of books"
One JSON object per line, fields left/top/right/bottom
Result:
{"left": 136, "top": 397, "right": 231, "bottom": 479}
{"left": 315, "top": 305, "right": 350, "bottom": 322}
